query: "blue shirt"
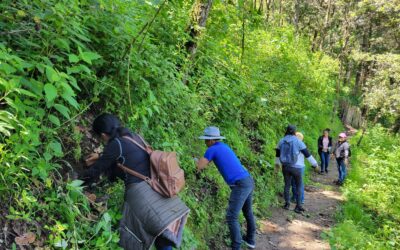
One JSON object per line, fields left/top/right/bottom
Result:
{"left": 204, "top": 142, "right": 250, "bottom": 185}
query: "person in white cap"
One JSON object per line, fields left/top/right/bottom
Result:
{"left": 331, "top": 132, "right": 350, "bottom": 185}
{"left": 195, "top": 126, "right": 256, "bottom": 250}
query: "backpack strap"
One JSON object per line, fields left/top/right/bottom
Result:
{"left": 122, "top": 135, "right": 149, "bottom": 153}
{"left": 117, "top": 163, "right": 151, "bottom": 183}
{"left": 117, "top": 135, "right": 152, "bottom": 183}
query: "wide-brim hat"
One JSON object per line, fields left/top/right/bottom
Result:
{"left": 198, "top": 126, "right": 226, "bottom": 140}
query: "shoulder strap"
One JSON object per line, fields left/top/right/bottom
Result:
{"left": 136, "top": 134, "right": 150, "bottom": 147}
{"left": 117, "top": 163, "right": 151, "bottom": 183}
{"left": 123, "top": 136, "right": 148, "bottom": 153}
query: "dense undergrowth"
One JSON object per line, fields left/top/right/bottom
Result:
{"left": 326, "top": 126, "right": 400, "bottom": 249}
{"left": 1, "top": 0, "right": 342, "bottom": 249}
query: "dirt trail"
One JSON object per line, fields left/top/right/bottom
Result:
{"left": 255, "top": 160, "right": 344, "bottom": 250}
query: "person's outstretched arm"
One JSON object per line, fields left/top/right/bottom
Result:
{"left": 81, "top": 139, "right": 120, "bottom": 183}
{"left": 300, "top": 148, "right": 318, "bottom": 168}
{"left": 196, "top": 157, "right": 210, "bottom": 171}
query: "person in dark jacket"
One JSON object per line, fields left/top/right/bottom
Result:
{"left": 81, "top": 114, "right": 189, "bottom": 250}
{"left": 317, "top": 129, "right": 332, "bottom": 174}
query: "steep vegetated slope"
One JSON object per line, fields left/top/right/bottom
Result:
{"left": 0, "top": 0, "right": 341, "bottom": 249}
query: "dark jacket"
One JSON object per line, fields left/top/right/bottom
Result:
{"left": 82, "top": 133, "right": 150, "bottom": 186}
{"left": 317, "top": 136, "right": 332, "bottom": 154}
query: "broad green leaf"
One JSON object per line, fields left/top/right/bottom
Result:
{"left": 61, "top": 93, "right": 79, "bottom": 109}
{"left": 0, "top": 62, "right": 16, "bottom": 74}
{"left": 68, "top": 54, "right": 80, "bottom": 63}
{"left": 67, "top": 65, "right": 91, "bottom": 74}
{"left": 80, "top": 51, "right": 101, "bottom": 65}
{"left": 15, "top": 88, "right": 38, "bottom": 98}
{"left": 49, "top": 141, "right": 63, "bottom": 157}
{"left": 45, "top": 66, "right": 61, "bottom": 83}
{"left": 48, "top": 114, "right": 60, "bottom": 126}
{"left": 53, "top": 38, "right": 70, "bottom": 52}
{"left": 69, "top": 179, "right": 84, "bottom": 188}
{"left": 54, "top": 104, "right": 70, "bottom": 119}
{"left": 44, "top": 84, "right": 58, "bottom": 103}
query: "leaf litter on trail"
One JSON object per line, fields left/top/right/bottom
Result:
{"left": 15, "top": 232, "right": 35, "bottom": 245}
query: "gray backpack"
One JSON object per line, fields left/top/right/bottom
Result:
{"left": 279, "top": 139, "right": 298, "bottom": 166}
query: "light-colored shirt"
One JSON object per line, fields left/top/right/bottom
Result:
{"left": 322, "top": 137, "right": 329, "bottom": 152}
{"left": 334, "top": 141, "right": 350, "bottom": 158}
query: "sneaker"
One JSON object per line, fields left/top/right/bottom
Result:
{"left": 283, "top": 203, "right": 290, "bottom": 210}
{"left": 242, "top": 239, "right": 256, "bottom": 249}
{"left": 325, "top": 170, "right": 329, "bottom": 174}
{"left": 319, "top": 171, "right": 324, "bottom": 175}
{"left": 294, "top": 206, "right": 305, "bottom": 214}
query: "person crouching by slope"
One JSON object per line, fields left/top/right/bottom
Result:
{"left": 275, "top": 125, "right": 318, "bottom": 214}
{"left": 195, "top": 126, "right": 256, "bottom": 250}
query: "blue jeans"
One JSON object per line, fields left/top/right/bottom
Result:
{"left": 291, "top": 167, "right": 304, "bottom": 204}
{"left": 226, "top": 176, "right": 256, "bottom": 250}
{"left": 320, "top": 151, "right": 330, "bottom": 172}
{"left": 336, "top": 158, "right": 347, "bottom": 182}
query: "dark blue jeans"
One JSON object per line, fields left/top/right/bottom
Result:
{"left": 282, "top": 165, "right": 303, "bottom": 208}
{"left": 320, "top": 151, "right": 330, "bottom": 172}
{"left": 336, "top": 158, "right": 347, "bottom": 183}
{"left": 291, "top": 167, "right": 304, "bottom": 204}
{"left": 227, "top": 176, "right": 256, "bottom": 250}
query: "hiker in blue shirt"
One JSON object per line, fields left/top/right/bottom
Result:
{"left": 196, "top": 127, "right": 256, "bottom": 250}
{"left": 275, "top": 125, "right": 318, "bottom": 213}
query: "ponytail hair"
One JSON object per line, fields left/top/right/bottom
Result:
{"left": 92, "top": 113, "right": 131, "bottom": 139}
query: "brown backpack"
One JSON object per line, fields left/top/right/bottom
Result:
{"left": 117, "top": 135, "right": 185, "bottom": 198}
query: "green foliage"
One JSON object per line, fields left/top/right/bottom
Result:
{"left": 0, "top": 0, "right": 342, "bottom": 249}
{"left": 327, "top": 126, "right": 400, "bottom": 249}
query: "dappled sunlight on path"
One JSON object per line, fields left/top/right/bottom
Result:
{"left": 255, "top": 159, "right": 343, "bottom": 250}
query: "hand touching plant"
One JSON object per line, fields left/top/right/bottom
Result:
{"left": 85, "top": 153, "right": 99, "bottom": 166}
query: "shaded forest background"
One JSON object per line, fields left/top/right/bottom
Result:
{"left": 0, "top": 0, "right": 399, "bottom": 249}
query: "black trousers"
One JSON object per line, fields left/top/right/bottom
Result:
{"left": 282, "top": 165, "right": 303, "bottom": 208}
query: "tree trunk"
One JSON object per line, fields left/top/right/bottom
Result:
{"left": 265, "top": 0, "right": 272, "bottom": 23}
{"left": 319, "top": 0, "right": 332, "bottom": 50}
{"left": 354, "top": 21, "right": 372, "bottom": 95}
{"left": 279, "top": 0, "right": 283, "bottom": 26}
{"left": 185, "top": 0, "right": 214, "bottom": 58}
{"left": 293, "top": 0, "right": 300, "bottom": 32}
{"left": 182, "top": 0, "right": 213, "bottom": 85}
{"left": 241, "top": 3, "right": 246, "bottom": 64}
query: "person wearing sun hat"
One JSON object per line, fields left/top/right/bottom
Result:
{"left": 332, "top": 132, "right": 350, "bottom": 185}
{"left": 195, "top": 126, "right": 256, "bottom": 250}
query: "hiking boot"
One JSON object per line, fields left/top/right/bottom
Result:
{"left": 294, "top": 206, "right": 305, "bottom": 214}
{"left": 242, "top": 237, "right": 256, "bottom": 249}
{"left": 283, "top": 203, "right": 290, "bottom": 210}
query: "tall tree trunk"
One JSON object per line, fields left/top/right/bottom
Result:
{"left": 183, "top": 0, "right": 213, "bottom": 85}
{"left": 258, "top": 0, "right": 264, "bottom": 13}
{"left": 279, "top": 0, "right": 283, "bottom": 26}
{"left": 354, "top": 20, "right": 372, "bottom": 95}
{"left": 265, "top": 0, "right": 272, "bottom": 23}
{"left": 319, "top": 0, "right": 332, "bottom": 50}
{"left": 185, "top": 0, "right": 214, "bottom": 58}
{"left": 311, "top": 29, "right": 319, "bottom": 52}
{"left": 293, "top": 0, "right": 300, "bottom": 32}
{"left": 241, "top": 1, "right": 246, "bottom": 64}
